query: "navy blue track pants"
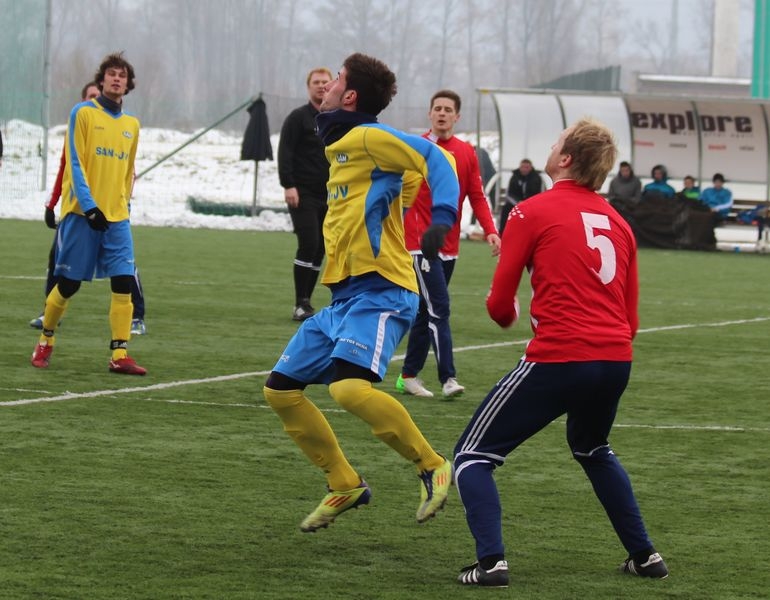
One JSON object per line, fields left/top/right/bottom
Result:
{"left": 454, "top": 360, "right": 654, "bottom": 561}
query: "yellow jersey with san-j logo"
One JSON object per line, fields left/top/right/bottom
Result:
{"left": 322, "top": 123, "right": 458, "bottom": 294}
{"left": 60, "top": 98, "right": 139, "bottom": 223}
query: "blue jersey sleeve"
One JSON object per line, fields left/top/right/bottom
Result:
{"left": 364, "top": 125, "right": 458, "bottom": 227}
{"left": 67, "top": 102, "right": 97, "bottom": 213}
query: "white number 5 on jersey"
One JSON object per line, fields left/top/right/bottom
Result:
{"left": 581, "top": 212, "right": 616, "bottom": 284}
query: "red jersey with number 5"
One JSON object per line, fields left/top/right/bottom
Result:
{"left": 487, "top": 179, "right": 638, "bottom": 362}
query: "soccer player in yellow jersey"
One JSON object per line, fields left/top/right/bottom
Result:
{"left": 263, "top": 53, "right": 459, "bottom": 532}
{"left": 30, "top": 52, "right": 145, "bottom": 375}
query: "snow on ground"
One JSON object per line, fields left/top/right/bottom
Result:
{"left": 0, "top": 118, "right": 761, "bottom": 249}
{"left": 0, "top": 119, "right": 495, "bottom": 236}
{"left": 0, "top": 120, "right": 294, "bottom": 231}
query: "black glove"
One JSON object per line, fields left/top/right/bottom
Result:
{"left": 84, "top": 207, "right": 109, "bottom": 231}
{"left": 44, "top": 207, "right": 57, "bottom": 229}
{"left": 420, "top": 224, "right": 450, "bottom": 261}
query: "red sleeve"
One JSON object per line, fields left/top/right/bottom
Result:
{"left": 486, "top": 206, "right": 533, "bottom": 327}
{"left": 403, "top": 181, "right": 432, "bottom": 252}
{"left": 46, "top": 144, "right": 67, "bottom": 209}
{"left": 625, "top": 243, "right": 639, "bottom": 338}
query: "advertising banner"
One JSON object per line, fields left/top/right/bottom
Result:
{"left": 625, "top": 98, "right": 699, "bottom": 180}
{"left": 696, "top": 100, "right": 768, "bottom": 184}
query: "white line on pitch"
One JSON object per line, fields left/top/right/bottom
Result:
{"left": 135, "top": 398, "right": 770, "bottom": 433}
{"left": 2, "top": 316, "right": 767, "bottom": 407}
{"left": 0, "top": 371, "right": 271, "bottom": 407}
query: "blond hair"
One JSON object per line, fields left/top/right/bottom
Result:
{"left": 561, "top": 118, "right": 617, "bottom": 190}
{"left": 306, "top": 67, "right": 332, "bottom": 86}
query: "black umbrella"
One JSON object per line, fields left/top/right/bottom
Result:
{"left": 241, "top": 96, "right": 273, "bottom": 216}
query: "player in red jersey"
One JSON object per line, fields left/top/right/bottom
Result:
{"left": 453, "top": 118, "right": 668, "bottom": 587}
{"left": 396, "top": 90, "right": 500, "bottom": 398}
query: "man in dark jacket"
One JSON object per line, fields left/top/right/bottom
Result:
{"left": 278, "top": 68, "right": 332, "bottom": 321}
{"left": 608, "top": 161, "right": 642, "bottom": 205}
{"left": 499, "top": 158, "right": 543, "bottom": 235}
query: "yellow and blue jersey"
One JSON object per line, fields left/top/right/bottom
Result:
{"left": 322, "top": 123, "right": 458, "bottom": 294}
{"left": 60, "top": 98, "right": 139, "bottom": 222}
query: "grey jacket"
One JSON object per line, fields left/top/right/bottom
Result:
{"left": 608, "top": 174, "right": 642, "bottom": 204}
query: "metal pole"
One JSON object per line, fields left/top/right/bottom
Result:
{"left": 251, "top": 161, "right": 259, "bottom": 216}
{"left": 40, "top": 0, "right": 52, "bottom": 191}
{"left": 753, "top": 0, "right": 770, "bottom": 98}
{"left": 135, "top": 95, "right": 256, "bottom": 180}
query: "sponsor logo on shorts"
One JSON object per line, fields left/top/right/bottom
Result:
{"left": 340, "top": 337, "right": 369, "bottom": 351}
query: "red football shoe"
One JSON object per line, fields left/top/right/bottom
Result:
{"left": 31, "top": 342, "right": 54, "bottom": 368}
{"left": 108, "top": 356, "right": 147, "bottom": 376}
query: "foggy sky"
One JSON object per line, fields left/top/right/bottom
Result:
{"left": 0, "top": 0, "right": 756, "bottom": 132}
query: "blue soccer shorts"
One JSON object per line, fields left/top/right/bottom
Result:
{"left": 272, "top": 286, "right": 419, "bottom": 385}
{"left": 54, "top": 214, "right": 135, "bottom": 281}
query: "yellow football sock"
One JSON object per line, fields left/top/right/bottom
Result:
{"left": 109, "top": 292, "right": 133, "bottom": 360}
{"left": 263, "top": 386, "right": 361, "bottom": 491}
{"left": 329, "top": 378, "right": 444, "bottom": 472}
{"left": 41, "top": 285, "right": 69, "bottom": 335}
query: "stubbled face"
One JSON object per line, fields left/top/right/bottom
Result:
{"left": 320, "top": 67, "right": 349, "bottom": 112}
{"left": 102, "top": 66, "right": 128, "bottom": 101}
{"left": 429, "top": 97, "right": 459, "bottom": 138}
{"left": 307, "top": 71, "right": 331, "bottom": 106}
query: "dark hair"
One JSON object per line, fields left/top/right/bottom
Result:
{"left": 651, "top": 164, "right": 668, "bottom": 179}
{"left": 342, "top": 53, "right": 397, "bottom": 116}
{"left": 80, "top": 81, "right": 98, "bottom": 100}
{"left": 430, "top": 89, "right": 461, "bottom": 112}
{"left": 619, "top": 161, "right": 634, "bottom": 176}
{"left": 94, "top": 51, "right": 136, "bottom": 95}
{"left": 713, "top": 172, "right": 725, "bottom": 182}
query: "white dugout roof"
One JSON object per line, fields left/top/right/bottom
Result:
{"left": 478, "top": 89, "right": 770, "bottom": 200}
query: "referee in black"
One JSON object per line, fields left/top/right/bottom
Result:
{"left": 278, "top": 67, "right": 332, "bottom": 321}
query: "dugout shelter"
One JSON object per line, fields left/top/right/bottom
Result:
{"left": 477, "top": 88, "right": 770, "bottom": 211}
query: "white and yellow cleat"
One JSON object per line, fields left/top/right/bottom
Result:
{"left": 300, "top": 480, "right": 371, "bottom": 533}
{"left": 416, "top": 457, "right": 452, "bottom": 522}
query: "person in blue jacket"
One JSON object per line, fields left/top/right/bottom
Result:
{"left": 699, "top": 173, "right": 733, "bottom": 223}
{"left": 642, "top": 164, "right": 675, "bottom": 199}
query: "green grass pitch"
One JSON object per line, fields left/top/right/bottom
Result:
{"left": 1, "top": 219, "right": 768, "bottom": 599}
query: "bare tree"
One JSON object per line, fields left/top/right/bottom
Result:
{"left": 498, "top": 0, "right": 513, "bottom": 86}
{"left": 585, "top": 0, "right": 623, "bottom": 68}
{"left": 435, "top": 0, "right": 458, "bottom": 88}
{"left": 0, "top": 0, "right": 749, "bottom": 132}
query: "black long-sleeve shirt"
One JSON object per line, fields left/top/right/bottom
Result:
{"left": 506, "top": 168, "right": 543, "bottom": 204}
{"left": 277, "top": 103, "right": 329, "bottom": 195}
